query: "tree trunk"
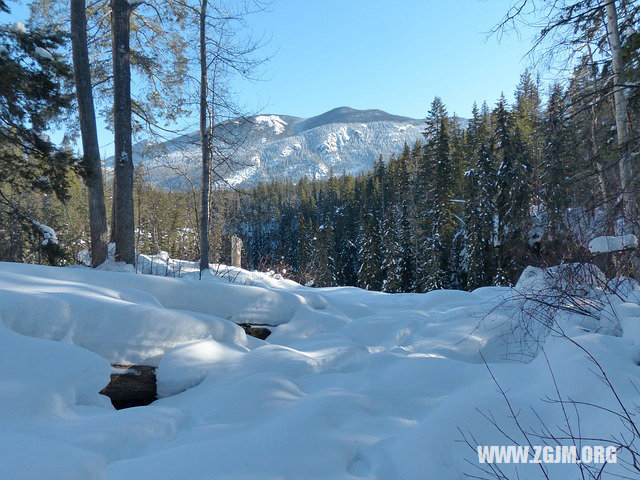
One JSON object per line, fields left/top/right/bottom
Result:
{"left": 111, "top": 0, "right": 135, "bottom": 264}
{"left": 110, "top": 181, "right": 116, "bottom": 243}
{"left": 70, "top": 0, "right": 108, "bottom": 267}
{"left": 590, "top": 104, "right": 614, "bottom": 233}
{"left": 585, "top": 42, "right": 614, "bottom": 233}
{"left": 605, "top": 0, "right": 636, "bottom": 223}
{"left": 199, "top": 0, "right": 210, "bottom": 273}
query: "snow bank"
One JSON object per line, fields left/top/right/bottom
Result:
{"left": 0, "top": 316, "right": 112, "bottom": 479}
{"left": 0, "top": 262, "right": 250, "bottom": 365}
{"left": 0, "top": 321, "right": 111, "bottom": 417}
{"left": 0, "top": 434, "right": 106, "bottom": 480}
{"left": 156, "top": 338, "right": 248, "bottom": 397}
{"left": 589, "top": 233, "right": 638, "bottom": 253}
{"left": 2, "top": 259, "right": 640, "bottom": 479}
{"left": 515, "top": 262, "right": 607, "bottom": 293}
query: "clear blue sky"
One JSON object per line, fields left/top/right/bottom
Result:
{"left": 4, "top": 0, "right": 539, "bottom": 156}
{"left": 234, "top": 0, "right": 538, "bottom": 119}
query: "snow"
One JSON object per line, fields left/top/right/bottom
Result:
{"left": 254, "top": 115, "right": 287, "bottom": 135}
{"left": 589, "top": 234, "right": 639, "bottom": 253}
{"left": 11, "top": 21, "right": 26, "bottom": 34}
{"left": 32, "top": 220, "right": 58, "bottom": 245}
{"left": 1, "top": 258, "right": 640, "bottom": 478}
{"left": 223, "top": 164, "right": 259, "bottom": 187}
{"left": 34, "top": 46, "right": 53, "bottom": 60}
{"left": 110, "top": 109, "right": 423, "bottom": 189}
{"left": 157, "top": 337, "right": 248, "bottom": 397}
{"left": 515, "top": 262, "right": 606, "bottom": 294}
{"left": 323, "top": 126, "right": 351, "bottom": 153}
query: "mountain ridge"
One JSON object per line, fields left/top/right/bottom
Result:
{"left": 106, "top": 106, "right": 430, "bottom": 189}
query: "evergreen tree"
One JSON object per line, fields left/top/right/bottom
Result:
{"left": 297, "top": 213, "right": 313, "bottom": 282}
{"left": 416, "top": 97, "right": 455, "bottom": 291}
{"left": 399, "top": 152, "right": 416, "bottom": 291}
{"left": 494, "top": 95, "right": 531, "bottom": 284}
{"left": 0, "top": 12, "right": 74, "bottom": 262}
{"left": 464, "top": 138, "right": 496, "bottom": 289}
{"left": 542, "top": 83, "right": 575, "bottom": 238}
{"left": 513, "top": 70, "right": 541, "bottom": 208}
{"left": 381, "top": 207, "right": 402, "bottom": 292}
{"left": 311, "top": 222, "right": 337, "bottom": 287}
{"left": 357, "top": 176, "right": 383, "bottom": 290}
{"left": 357, "top": 210, "right": 383, "bottom": 290}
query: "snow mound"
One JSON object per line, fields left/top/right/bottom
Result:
{"left": 157, "top": 338, "right": 248, "bottom": 397}
{"left": 2, "top": 259, "right": 640, "bottom": 479}
{"left": 589, "top": 234, "right": 638, "bottom": 253}
{"left": 515, "top": 263, "right": 606, "bottom": 294}
{"left": 0, "top": 263, "right": 252, "bottom": 365}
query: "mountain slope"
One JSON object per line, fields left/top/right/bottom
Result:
{"left": 107, "top": 107, "right": 426, "bottom": 189}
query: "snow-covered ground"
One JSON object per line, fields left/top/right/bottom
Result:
{"left": 1, "top": 259, "right": 640, "bottom": 479}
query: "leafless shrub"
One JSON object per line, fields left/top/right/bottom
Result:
{"left": 460, "top": 259, "right": 640, "bottom": 479}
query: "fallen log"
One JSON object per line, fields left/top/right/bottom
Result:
{"left": 100, "top": 364, "right": 157, "bottom": 410}
{"left": 238, "top": 323, "right": 272, "bottom": 340}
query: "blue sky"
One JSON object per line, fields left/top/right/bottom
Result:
{"left": 4, "top": 0, "right": 539, "bottom": 156}
{"left": 234, "top": 0, "right": 539, "bottom": 119}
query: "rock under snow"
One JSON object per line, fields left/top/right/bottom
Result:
{"left": 515, "top": 263, "right": 607, "bottom": 294}
{"left": 588, "top": 234, "right": 638, "bottom": 254}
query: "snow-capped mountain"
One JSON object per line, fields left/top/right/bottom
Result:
{"left": 107, "top": 107, "right": 426, "bottom": 189}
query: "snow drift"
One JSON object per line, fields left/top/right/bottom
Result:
{"left": 1, "top": 259, "right": 640, "bottom": 479}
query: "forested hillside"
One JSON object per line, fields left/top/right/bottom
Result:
{"left": 5, "top": 70, "right": 628, "bottom": 292}
{"left": 104, "top": 107, "right": 425, "bottom": 189}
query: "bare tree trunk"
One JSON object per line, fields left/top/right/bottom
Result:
{"left": 585, "top": 42, "right": 613, "bottom": 234}
{"left": 70, "top": 0, "right": 108, "bottom": 267}
{"left": 199, "top": 0, "right": 211, "bottom": 273}
{"left": 110, "top": 181, "right": 116, "bottom": 243}
{"left": 111, "top": 0, "right": 135, "bottom": 264}
{"left": 605, "top": 0, "right": 636, "bottom": 222}
{"left": 590, "top": 104, "right": 614, "bottom": 233}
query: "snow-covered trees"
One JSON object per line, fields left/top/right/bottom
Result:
{"left": 493, "top": 94, "right": 531, "bottom": 285}
{"left": 415, "top": 97, "right": 456, "bottom": 291}
{"left": 465, "top": 104, "right": 496, "bottom": 289}
{"left": 6, "top": 0, "right": 640, "bottom": 289}
{"left": 312, "top": 222, "right": 338, "bottom": 288}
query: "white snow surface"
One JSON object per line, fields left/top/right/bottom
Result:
{"left": 589, "top": 233, "right": 639, "bottom": 253}
{"left": 254, "top": 115, "right": 287, "bottom": 135}
{"left": 1, "top": 259, "right": 640, "bottom": 479}
{"left": 34, "top": 46, "right": 53, "bottom": 60}
{"left": 11, "top": 21, "right": 26, "bottom": 34}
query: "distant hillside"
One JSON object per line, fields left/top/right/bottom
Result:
{"left": 105, "top": 106, "right": 430, "bottom": 189}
